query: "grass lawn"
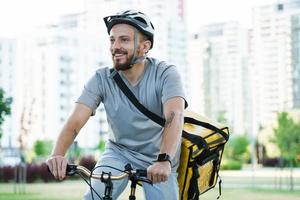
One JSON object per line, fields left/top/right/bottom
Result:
{"left": 1, "top": 180, "right": 300, "bottom": 200}
{"left": 0, "top": 180, "right": 86, "bottom": 200}
{"left": 202, "top": 188, "right": 300, "bottom": 200}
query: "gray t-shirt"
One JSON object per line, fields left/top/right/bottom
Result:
{"left": 76, "top": 57, "right": 186, "bottom": 168}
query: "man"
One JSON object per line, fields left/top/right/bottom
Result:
{"left": 47, "top": 10, "right": 186, "bottom": 200}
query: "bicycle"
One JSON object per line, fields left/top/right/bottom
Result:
{"left": 50, "top": 163, "right": 152, "bottom": 200}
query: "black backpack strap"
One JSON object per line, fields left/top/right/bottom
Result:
{"left": 184, "top": 117, "right": 229, "bottom": 141}
{"left": 110, "top": 69, "right": 166, "bottom": 127}
{"left": 217, "top": 174, "right": 222, "bottom": 199}
{"left": 188, "top": 163, "right": 200, "bottom": 200}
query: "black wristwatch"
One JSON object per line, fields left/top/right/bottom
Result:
{"left": 156, "top": 153, "right": 172, "bottom": 166}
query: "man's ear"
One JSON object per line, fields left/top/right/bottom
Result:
{"left": 142, "top": 40, "right": 151, "bottom": 54}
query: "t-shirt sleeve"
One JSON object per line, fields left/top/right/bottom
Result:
{"left": 161, "top": 66, "right": 188, "bottom": 107}
{"left": 76, "top": 72, "right": 103, "bottom": 115}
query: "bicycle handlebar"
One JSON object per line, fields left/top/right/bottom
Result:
{"left": 47, "top": 163, "right": 150, "bottom": 184}
{"left": 47, "top": 163, "right": 151, "bottom": 199}
{"left": 66, "top": 164, "right": 148, "bottom": 181}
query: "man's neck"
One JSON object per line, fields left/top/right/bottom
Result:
{"left": 121, "top": 60, "right": 146, "bottom": 86}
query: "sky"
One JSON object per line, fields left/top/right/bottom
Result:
{"left": 0, "top": 0, "right": 279, "bottom": 36}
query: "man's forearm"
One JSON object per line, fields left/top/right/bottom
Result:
{"left": 51, "top": 103, "right": 92, "bottom": 156}
{"left": 51, "top": 122, "right": 80, "bottom": 156}
{"left": 160, "top": 110, "right": 184, "bottom": 158}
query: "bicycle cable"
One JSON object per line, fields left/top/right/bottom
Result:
{"left": 92, "top": 165, "right": 127, "bottom": 173}
{"left": 77, "top": 172, "right": 103, "bottom": 200}
{"left": 75, "top": 164, "right": 145, "bottom": 200}
{"left": 88, "top": 165, "right": 126, "bottom": 200}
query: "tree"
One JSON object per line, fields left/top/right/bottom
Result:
{"left": 34, "top": 140, "right": 53, "bottom": 157}
{"left": 225, "top": 135, "right": 250, "bottom": 162}
{"left": 222, "top": 135, "right": 250, "bottom": 170}
{"left": 273, "top": 112, "right": 300, "bottom": 191}
{"left": 273, "top": 112, "right": 300, "bottom": 164}
{"left": 0, "top": 88, "right": 13, "bottom": 141}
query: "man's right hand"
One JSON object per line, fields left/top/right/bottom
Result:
{"left": 46, "top": 155, "right": 68, "bottom": 181}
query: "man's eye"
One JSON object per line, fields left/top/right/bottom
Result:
{"left": 110, "top": 39, "right": 115, "bottom": 43}
{"left": 121, "top": 38, "right": 129, "bottom": 42}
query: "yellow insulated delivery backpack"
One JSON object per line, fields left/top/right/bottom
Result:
{"left": 177, "top": 110, "right": 229, "bottom": 200}
{"left": 111, "top": 70, "right": 230, "bottom": 200}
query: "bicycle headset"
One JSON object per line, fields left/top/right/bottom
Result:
{"left": 103, "top": 10, "right": 155, "bottom": 67}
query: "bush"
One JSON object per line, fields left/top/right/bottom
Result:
{"left": 39, "top": 163, "right": 55, "bottom": 182}
{"left": 79, "top": 155, "right": 96, "bottom": 171}
{"left": 262, "top": 157, "right": 282, "bottom": 167}
{"left": 221, "top": 159, "right": 242, "bottom": 170}
{"left": 0, "top": 165, "right": 14, "bottom": 182}
{"left": 0, "top": 163, "right": 60, "bottom": 183}
{"left": 0, "top": 158, "right": 102, "bottom": 183}
{"left": 224, "top": 135, "right": 250, "bottom": 163}
{"left": 26, "top": 164, "right": 40, "bottom": 183}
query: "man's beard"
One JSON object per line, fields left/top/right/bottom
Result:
{"left": 112, "top": 49, "right": 133, "bottom": 71}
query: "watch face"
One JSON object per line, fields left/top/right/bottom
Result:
{"left": 158, "top": 153, "right": 167, "bottom": 160}
{"left": 158, "top": 153, "right": 168, "bottom": 161}
{"left": 157, "top": 153, "right": 172, "bottom": 165}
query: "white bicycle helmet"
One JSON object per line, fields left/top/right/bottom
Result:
{"left": 103, "top": 10, "right": 155, "bottom": 49}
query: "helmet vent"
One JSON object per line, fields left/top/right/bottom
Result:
{"left": 150, "top": 23, "right": 154, "bottom": 30}
{"left": 134, "top": 17, "right": 147, "bottom": 25}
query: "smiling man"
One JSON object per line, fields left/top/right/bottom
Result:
{"left": 46, "top": 10, "right": 187, "bottom": 200}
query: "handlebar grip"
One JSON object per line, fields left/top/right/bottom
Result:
{"left": 136, "top": 169, "right": 147, "bottom": 177}
{"left": 46, "top": 164, "right": 77, "bottom": 176}
{"left": 66, "top": 164, "right": 77, "bottom": 176}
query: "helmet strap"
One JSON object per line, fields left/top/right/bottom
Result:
{"left": 129, "top": 29, "right": 146, "bottom": 68}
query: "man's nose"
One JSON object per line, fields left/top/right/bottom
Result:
{"left": 111, "top": 39, "right": 121, "bottom": 50}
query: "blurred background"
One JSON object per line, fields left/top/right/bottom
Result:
{"left": 0, "top": 0, "right": 299, "bottom": 199}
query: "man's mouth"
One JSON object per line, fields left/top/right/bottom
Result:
{"left": 113, "top": 53, "right": 127, "bottom": 59}
{"left": 114, "top": 53, "right": 125, "bottom": 57}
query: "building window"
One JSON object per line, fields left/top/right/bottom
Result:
{"left": 277, "top": 4, "right": 284, "bottom": 11}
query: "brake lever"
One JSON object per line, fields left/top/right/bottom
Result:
{"left": 136, "top": 176, "right": 153, "bottom": 185}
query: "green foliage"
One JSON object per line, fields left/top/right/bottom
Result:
{"left": 67, "top": 141, "right": 81, "bottom": 159}
{"left": 224, "top": 135, "right": 250, "bottom": 162}
{"left": 34, "top": 140, "right": 53, "bottom": 157}
{"left": 0, "top": 88, "right": 13, "bottom": 140}
{"left": 96, "top": 139, "right": 106, "bottom": 152}
{"left": 221, "top": 159, "right": 242, "bottom": 170}
{"left": 272, "top": 112, "right": 300, "bottom": 164}
{"left": 217, "top": 110, "right": 227, "bottom": 124}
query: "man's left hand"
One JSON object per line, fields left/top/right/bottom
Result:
{"left": 147, "top": 161, "right": 171, "bottom": 184}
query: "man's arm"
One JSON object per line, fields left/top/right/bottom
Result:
{"left": 46, "top": 103, "right": 93, "bottom": 180}
{"left": 160, "top": 97, "right": 184, "bottom": 157}
{"left": 147, "top": 97, "right": 184, "bottom": 183}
